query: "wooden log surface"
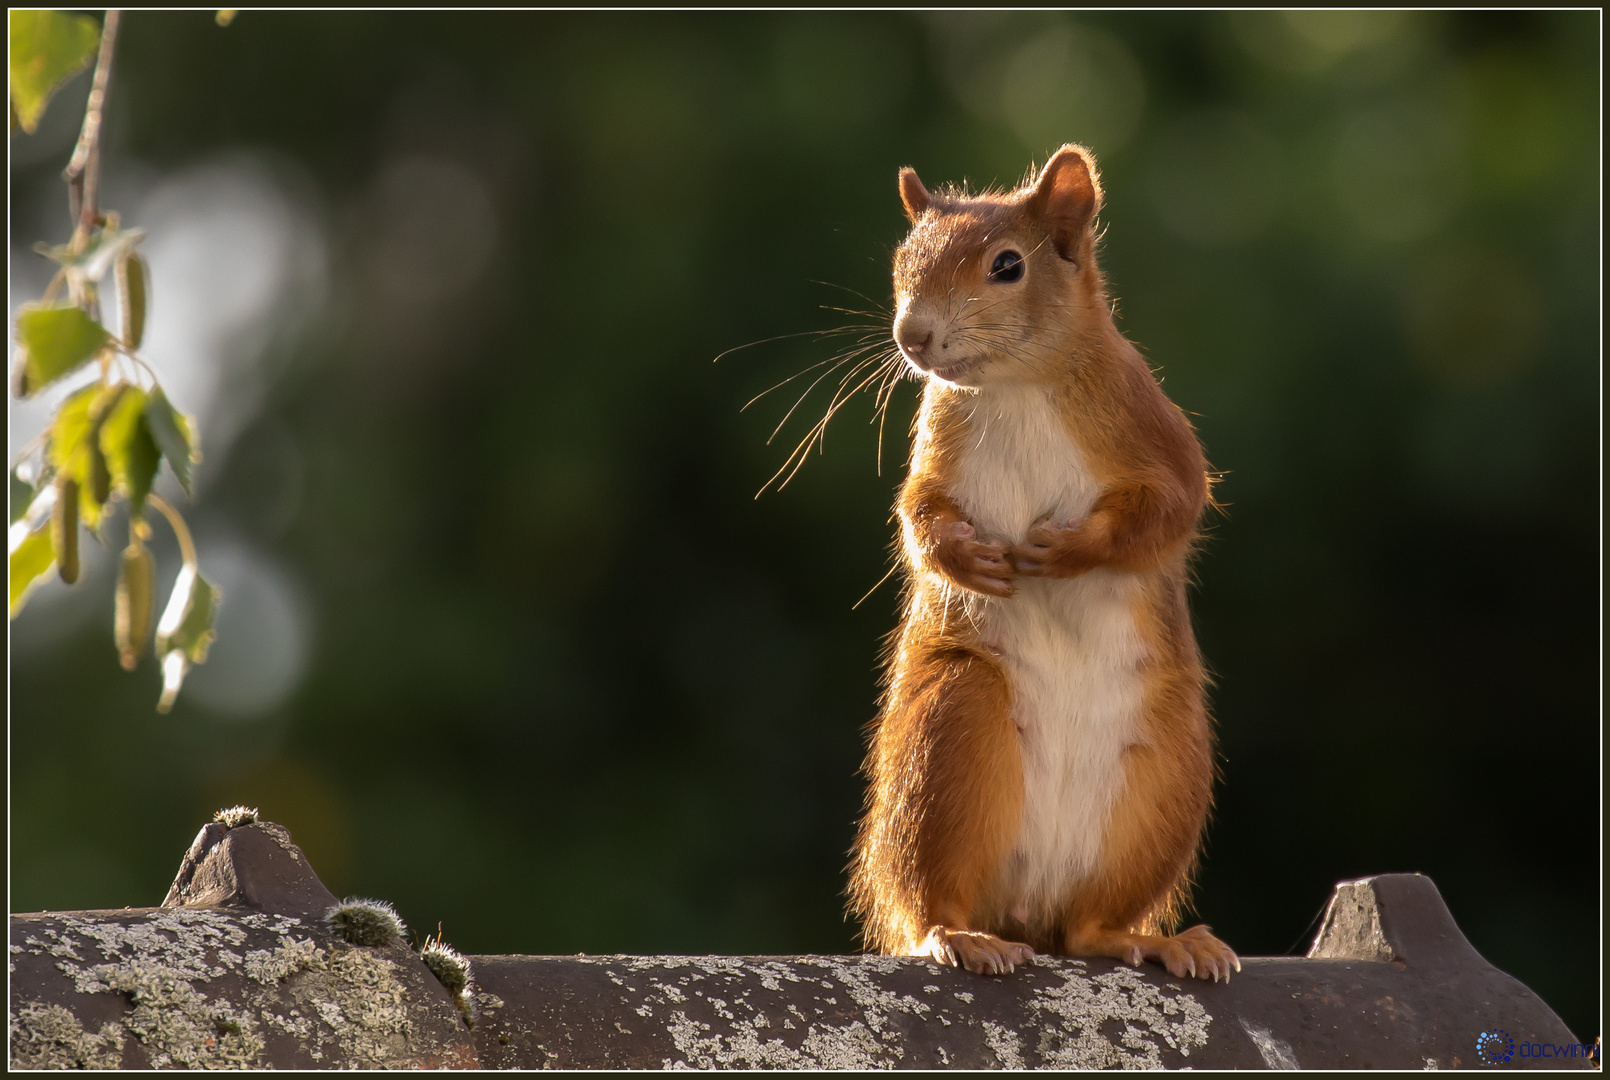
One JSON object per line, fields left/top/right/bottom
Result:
{"left": 8, "top": 818, "right": 1593, "bottom": 1070}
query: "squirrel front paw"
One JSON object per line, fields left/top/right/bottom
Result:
{"left": 933, "top": 520, "right": 1015, "bottom": 597}
{"left": 1011, "top": 517, "right": 1088, "bottom": 577}
{"left": 920, "top": 926, "right": 1036, "bottom": 976}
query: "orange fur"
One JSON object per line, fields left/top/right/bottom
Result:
{"left": 848, "top": 146, "right": 1237, "bottom": 980}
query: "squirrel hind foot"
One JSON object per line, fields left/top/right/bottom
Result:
{"left": 1066, "top": 923, "right": 1240, "bottom": 983}
{"left": 919, "top": 926, "right": 1036, "bottom": 976}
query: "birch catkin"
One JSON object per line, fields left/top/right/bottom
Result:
{"left": 116, "top": 537, "right": 154, "bottom": 669}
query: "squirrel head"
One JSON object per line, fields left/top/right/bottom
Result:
{"left": 891, "top": 144, "right": 1106, "bottom": 389}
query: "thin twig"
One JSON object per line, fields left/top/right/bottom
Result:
{"left": 64, "top": 9, "right": 121, "bottom": 244}
{"left": 146, "top": 493, "right": 197, "bottom": 568}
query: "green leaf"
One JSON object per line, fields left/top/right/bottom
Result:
{"left": 14, "top": 304, "right": 111, "bottom": 397}
{"left": 9, "top": 468, "right": 33, "bottom": 526}
{"left": 47, "top": 384, "right": 123, "bottom": 531}
{"left": 8, "top": 10, "right": 100, "bottom": 134}
{"left": 47, "top": 384, "right": 100, "bottom": 473}
{"left": 35, "top": 226, "right": 144, "bottom": 283}
{"left": 82, "top": 227, "right": 144, "bottom": 285}
{"left": 9, "top": 525, "right": 55, "bottom": 617}
{"left": 100, "top": 387, "right": 160, "bottom": 516}
{"left": 155, "top": 565, "right": 220, "bottom": 664}
{"left": 155, "top": 565, "right": 221, "bottom": 709}
{"left": 144, "top": 388, "right": 198, "bottom": 496}
{"left": 158, "top": 650, "right": 189, "bottom": 714}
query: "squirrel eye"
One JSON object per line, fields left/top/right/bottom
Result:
{"left": 988, "top": 250, "right": 1025, "bottom": 283}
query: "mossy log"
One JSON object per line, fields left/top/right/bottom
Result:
{"left": 8, "top": 818, "right": 1591, "bottom": 1069}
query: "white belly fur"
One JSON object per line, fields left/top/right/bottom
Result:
{"left": 948, "top": 383, "right": 1146, "bottom": 919}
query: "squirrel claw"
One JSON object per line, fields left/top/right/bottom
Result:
{"left": 1074, "top": 925, "right": 1236, "bottom": 983}
{"left": 922, "top": 927, "right": 1035, "bottom": 977}
{"left": 934, "top": 520, "right": 1017, "bottom": 597}
{"left": 1012, "top": 516, "right": 1092, "bottom": 577}
{"left": 968, "top": 576, "right": 1015, "bottom": 598}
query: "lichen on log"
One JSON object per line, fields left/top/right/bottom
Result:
{"left": 7, "top": 817, "right": 1592, "bottom": 1071}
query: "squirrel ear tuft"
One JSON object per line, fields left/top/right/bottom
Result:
{"left": 899, "top": 167, "right": 930, "bottom": 223}
{"left": 1027, "top": 145, "right": 1102, "bottom": 261}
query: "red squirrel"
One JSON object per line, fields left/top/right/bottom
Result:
{"left": 848, "top": 145, "right": 1238, "bottom": 982}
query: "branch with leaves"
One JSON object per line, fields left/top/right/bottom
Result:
{"left": 9, "top": 9, "right": 218, "bottom": 712}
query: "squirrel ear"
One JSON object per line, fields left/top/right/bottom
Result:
{"left": 1027, "top": 145, "right": 1102, "bottom": 261}
{"left": 898, "top": 167, "right": 930, "bottom": 223}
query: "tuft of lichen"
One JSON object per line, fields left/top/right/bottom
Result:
{"left": 421, "top": 938, "right": 477, "bottom": 1027}
{"left": 9, "top": 1000, "right": 126, "bottom": 1069}
{"left": 420, "top": 940, "right": 471, "bottom": 994}
{"left": 323, "top": 899, "right": 406, "bottom": 948}
{"left": 98, "top": 959, "right": 266, "bottom": 1067}
{"left": 14, "top": 908, "right": 464, "bottom": 1068}
{"left": 213, "top": 805, "right": 260, "bottom": 828}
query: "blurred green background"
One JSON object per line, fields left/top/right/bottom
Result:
{"left": 9, "top": 11, "right": 1598, "bottom": 1040}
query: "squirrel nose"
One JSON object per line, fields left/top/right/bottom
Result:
{"left": 895, "top": 314, "right": 934, "bottom": 357}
